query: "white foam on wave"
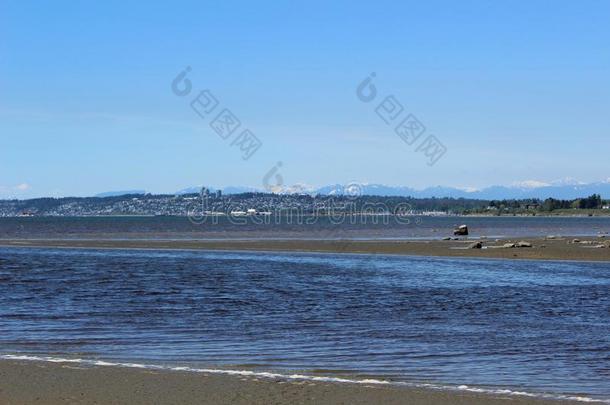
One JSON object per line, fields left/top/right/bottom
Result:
{"left": 2, "top": 354, "right": 608, "bottom": 403}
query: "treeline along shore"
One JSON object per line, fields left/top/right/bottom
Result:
{"left": 1, "top": 192, "right": 609, "bottom": 217}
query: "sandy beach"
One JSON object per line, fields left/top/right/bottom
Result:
{"left": 0, "top": 359, "right": 581, "bottom": 405}
{"left": 1, "top": 236, "right": 609, "bottom": 261}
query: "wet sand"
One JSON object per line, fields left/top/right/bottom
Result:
{"left": 1, "top": 236, "right": 609, "bottom": 261}
{"left": 0, "top": 359, "right": 579, "bottom": 405}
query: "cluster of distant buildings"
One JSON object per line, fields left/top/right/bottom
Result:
{"left": 2, "top": 189, "right": 608, "bottom": 218}
{"left": 0, "top": 188, "right": 450, "bottom": 218}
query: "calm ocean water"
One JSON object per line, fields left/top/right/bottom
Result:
{"left": 1, "top": 216, "right": 610, "bottom": 240}
{"left": 0, "top": 247, "right": 608, "bottom": 401}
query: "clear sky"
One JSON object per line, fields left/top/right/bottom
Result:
{"left": 1, "top": 0, "right": 609, "bottom": 198}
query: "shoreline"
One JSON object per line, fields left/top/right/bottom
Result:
{"left": 0, "top": 358, "right": 588, "bottom": 405}
{"left": 4, "top": 212, "right": 610, "bottom": 217}
{"left": 1, "top": 236, "right": 610, "bottom": 261}
{"left": 2, "top": 240, "right": 609, "bottom": 404}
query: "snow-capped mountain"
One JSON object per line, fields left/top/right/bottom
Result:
{"left": 172, "top": 178, "right": 610, "bottom": 199}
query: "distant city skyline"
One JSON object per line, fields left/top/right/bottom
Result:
{"left": 2, "top": 1, "right": 609, "bottom": 199}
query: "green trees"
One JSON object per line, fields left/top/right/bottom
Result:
{"left": 577, "top": 194, "right": 603, "bottom": 209}
{"left": 540, "top": 198, "right": 572, "bottom": 211}
{"left": 538, "top": 194, "right": 602, "bottom": 211}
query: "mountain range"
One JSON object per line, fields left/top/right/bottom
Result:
{"left": 95, "top": 190, "right": 147, "bottom": 198}
{"left": 170, "top": 179, "right": 610, "bottom": 200}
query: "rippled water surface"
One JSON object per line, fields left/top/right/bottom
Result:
{"left": 0, "top": 247, "right": 609, "bottom": 400}
{"left": 1, "top": 215, "right": 610, "bottom": 239}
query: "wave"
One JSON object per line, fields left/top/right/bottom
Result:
{"left": 1, "top": 354, "right": 607, "bottom": 403}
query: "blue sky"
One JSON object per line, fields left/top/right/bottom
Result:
{"left": 1, "top": 0, "right": 609, "bottom": 198}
